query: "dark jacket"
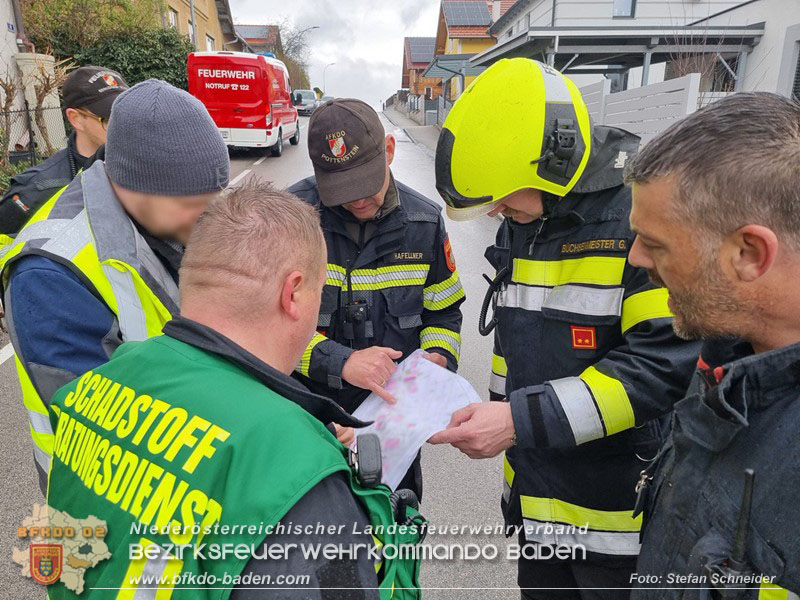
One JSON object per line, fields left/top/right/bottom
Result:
{"left": 0, "top": 133, "right": 102, "bottom": 234}
{"left": 288, "top": 174, "right": 465, "bottom": 414}
{"left": 632, "top": 339, "right": 800, "bottom": 599}
{"left": 489, "top": 126, "right": 700, "bottom": 558}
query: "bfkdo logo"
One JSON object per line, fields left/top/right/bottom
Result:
{"left": 30, "top": 544, "right": 62, "bottom": 585}
{"left": 13, "top": 504, "right": 111, "bottom": 594}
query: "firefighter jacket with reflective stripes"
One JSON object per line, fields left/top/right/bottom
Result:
{"left": 488, "top": 126, "right": 700, "bottom": 559}
{"left": 288, "top": 175, "right": 465, "bottom": 413}
{"left": 0, "top": 160, "right": 178, "bottom": 488}
{"left": 632, "top": 339, "right": 800, "bottom": 600}
{"left": 45, "top": 318, "right": 423, "bottom": 599}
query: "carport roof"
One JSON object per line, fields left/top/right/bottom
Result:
{"left": 470, "top": 23, "right": 765, "bottom": 74}
{"left": 423, "top": 53, "right": 487, "bottom": 80}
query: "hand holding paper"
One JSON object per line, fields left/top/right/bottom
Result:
{"left": 351, "top": 349, "right": 478, "bottom": 489}
{"left": 428, "top": 401, "right": 516, "bottom": 459}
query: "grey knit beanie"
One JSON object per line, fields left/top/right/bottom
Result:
{"left": 105, "top": 79, "right": 229, "bottom": 195}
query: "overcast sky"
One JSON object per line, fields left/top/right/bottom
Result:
{"left": 231, "top": 0, "right": 441, "bottom": 109}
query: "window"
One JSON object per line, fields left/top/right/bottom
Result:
{"left": 525, "top": 13, "right": 531, "bottom": 29}
{"left": 167, "top": 9, "right": 178, "bottom": 28}
{"left": 187, "top": 20, "right": 194, "bottom": 39}
{"left": 206, "top": 34, "right": 215, "bottom": 51}
{"left": 425, "top": 86, "right": 432, "bottom": 99}
{"left": 613, "top": 0, "right": 636, "bottom": 18}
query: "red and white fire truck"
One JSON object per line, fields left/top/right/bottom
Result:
{"left": 188, "top": 51, "right": 299, "bottom": 156}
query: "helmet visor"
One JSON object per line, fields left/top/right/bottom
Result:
{"left": 444, "top": 201, "right": 501, "bottom": 221}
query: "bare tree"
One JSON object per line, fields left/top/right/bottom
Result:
{"left": 0, "top": 63, "right": 22, "bottom": 166}
{"left": 30, "top": 58, "right": 72, "bottom": 156}
{"left": 663, "top": 24, "right": 742, "bottom": 108}
{"left": 276, "top": 19, "right": 313, "bottom": 89}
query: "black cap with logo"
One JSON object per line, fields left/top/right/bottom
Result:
{"left": 62, "top": 66, "right": 128, "bottom": 119}
{"left": 307, "top": 98, "right": 387, "bottom": 207}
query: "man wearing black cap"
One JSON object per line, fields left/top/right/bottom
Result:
{"left": 0, "top": 65, "right": 128, "bottom": 234}
{"left": 288, "top": 99, "right": 465, "bottom": 499}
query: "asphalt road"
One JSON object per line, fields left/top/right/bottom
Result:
{"left": 0, "top": 115, "right": 519, "bottom": 597}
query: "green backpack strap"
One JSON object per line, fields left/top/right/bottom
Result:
{"left": 348, "top": 475, "right": 426, "bottom": 600}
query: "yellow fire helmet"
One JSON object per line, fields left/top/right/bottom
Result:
{"left": 435, "top": 58, "right": 592, "bottom": 221}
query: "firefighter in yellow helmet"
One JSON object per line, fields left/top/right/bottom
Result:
{"left": 430, "top": 58, "right": 701, "bottom": 598}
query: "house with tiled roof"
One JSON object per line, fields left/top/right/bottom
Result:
{"left": 235, "top": 24, "right": 282, "bottom": 55}
{"left": 424, "top": 0, "right": 514, "bottom": 101}
{"left": 402, "top": 37, "right": 439, "bottom": 98}
{"left": 163, "top": 0, "right": 248, "bottom": 52}
{"left": 471, "top": 0, "right": 797, "bottom": 98}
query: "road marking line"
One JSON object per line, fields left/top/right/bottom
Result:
{"left": 0, "top": 343, "right": 13, "bottom": 366}
{"left": 229, "top": 169, "right": 252, "bottom": 187}
{"left": 253, "top": 156, "right": 266, "bottom": 166}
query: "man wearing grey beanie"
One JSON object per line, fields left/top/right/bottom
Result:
{"left": 0, "top": 79, "right": 229, "bottom": 493}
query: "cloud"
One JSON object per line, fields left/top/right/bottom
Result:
{"left": 399, "top": 0, "right": 438, "bottom": 29}
{"left": 230, "top": 0, "right": 441, "bottom": 109}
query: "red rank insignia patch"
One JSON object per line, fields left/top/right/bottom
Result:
{"left": 444, "top": 236, "right": 456, "bottom": 272}
{"left": 571, "top": 326, "right": 597, "bottom": 350}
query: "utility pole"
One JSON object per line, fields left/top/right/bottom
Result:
{"left": 10, "top": 0, "right": 34, "bottom": 52}
{"left": 323, "top": 63, "right": 335, "bottom": 95}
{"left": 188, "top": 0, "right": 198, "bottom": 50}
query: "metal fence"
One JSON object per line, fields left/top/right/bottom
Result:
{"left": 0, "top": 104, "right": 67, "bottom": 166}
{"left": 436, "top": 95, "right": 453, "bottom": 126}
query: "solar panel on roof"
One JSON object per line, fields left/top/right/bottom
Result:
{"left": 443, "top": 1, "right": 490, "bottom": 26}
{"left": 236, "top": 25, "right": 270, "bottom": 38}
{"left": 408, "top": 37, "right": 435, "bottom": 63}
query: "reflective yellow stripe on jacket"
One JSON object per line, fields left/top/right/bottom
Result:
{"left": 490, "top": 352, "right": 507, "bottom": 397}
{"left": 503, "top": 455, "right": 642, "bottom": 555}
{"left": 423, "top": 271, "right": 464, "bottom": 310}
{"left": 512, "top": 256, "right": 627, "bottom": 287}
{"left": 621, "top": 288, "right": 672, "bottom": 333}
{"left": 420, "top": 326, "right": 461, "bottom": 362}
{"left": 325, "top": 263, "right": 430, "bottom": 291}
{"left": 297, "top": 332, "right": 328, "bottom": 377}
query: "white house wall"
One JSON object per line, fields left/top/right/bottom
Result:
{"left": 555, "top": 0, "right": 746, "bottom": 26}
{"left": 0, "top": 0, "right": 23, "bottom": 111}
{"left": 697, "top": 0, "right": 800, "bottom": 93}
{"left": 497, "top": 0, "right": 747, "bottom": 37}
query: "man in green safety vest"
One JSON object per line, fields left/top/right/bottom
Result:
{"left": 45, "top": 181, "right": 424, "bottom": 599}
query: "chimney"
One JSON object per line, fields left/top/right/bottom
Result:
{"left": 491, "top": 0, "right": 501, "bottom": 23}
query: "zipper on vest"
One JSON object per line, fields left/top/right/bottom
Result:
{"left": 527, "top": 216, "right": 548, "bottom": 256}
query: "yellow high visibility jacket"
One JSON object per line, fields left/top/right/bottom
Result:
{"left": 0, "top": 161, "right": 178, "bottom": 488}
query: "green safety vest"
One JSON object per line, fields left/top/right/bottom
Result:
{"left": 0, "top": 162, "right": 178, "bottom": 478}
{"left": 46, "top": 334, "right": 422, "bottom": 599}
